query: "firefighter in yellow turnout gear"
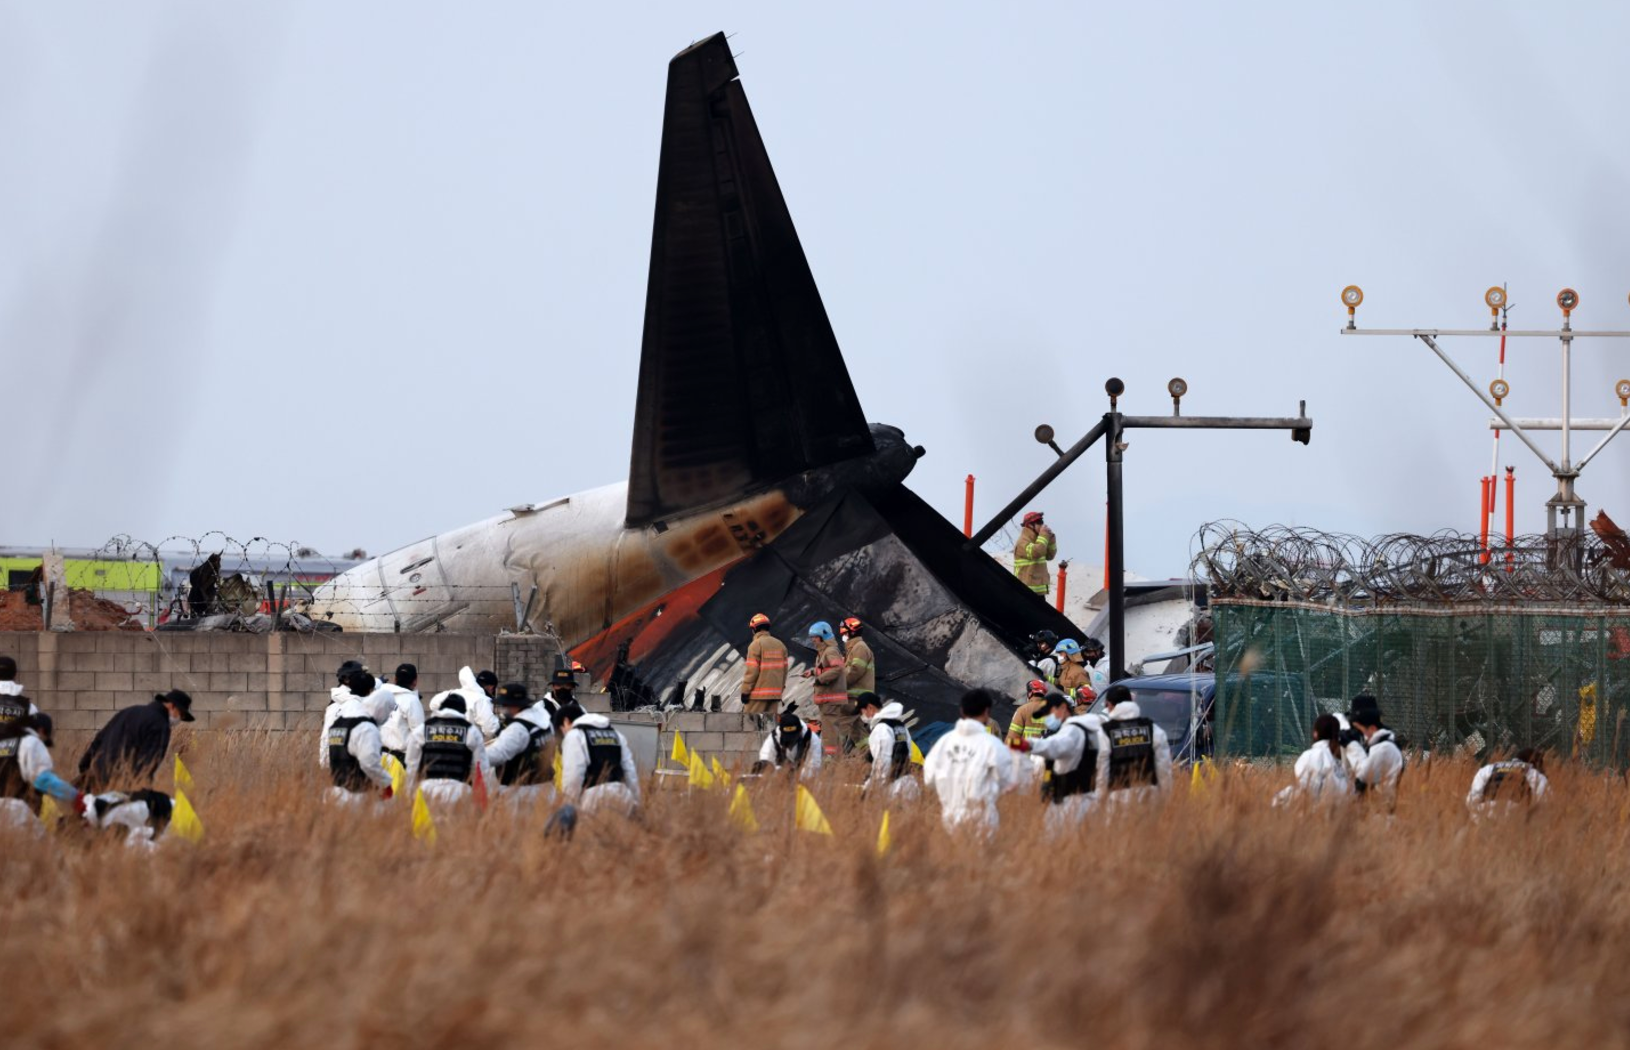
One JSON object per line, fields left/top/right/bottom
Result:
{"left": 1013, "top": 511, "right": 1058, "bottom": 595}
{"left": 840, "top": 617, "right": 875, "bottom": 697}
{"left": 740, "top": 613, "right": 789, "bottom": 725}
{"left": 805, "top": 621, "right": 862, "bottom": 754}
{"left": 1005, "top": 679, "right": 1053, "bottom": 749}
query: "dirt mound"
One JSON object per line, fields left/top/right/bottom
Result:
{"left": 0, "top": 589, "right": 145, "bottom": 631}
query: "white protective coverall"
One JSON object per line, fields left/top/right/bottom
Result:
{"left": 1029, "top": 713, "right": 1109, "bottom": 832}
{"left": 377, "top": 683, "right": 425, "bottom": 759}
{"left": 1345, "top": 728, "right": 1405, "bottom": 803}
{"left": 1466, "top": 760, "right": 1549, "bottom": 821}
{"left": 0, "top": 730, "right": 74, "bottom": 834}
{"left": 864, "top": 702, "right": 920, "bottom": 802}
{"left": 406, "top": 701, "right": 493, "bottom": 807}
{"left": 0, "top": 680, "right": 39, "bottom": 715}
{"left": 1100, "top": 701, "right": 1174, "bottom": 805}
{"left": 455, "top": 667, "right": 502, "bottom": 739}
{"left": 1273, "top": 742, "right": 1353, "bottom": 807}
{"left": 484, "top": 702, "right": 556, "bottom": 805}
{"left": 318, "top": 685, "right": 353, "bottom": 769}
{"left": 756, "top": 721, "right": 824, "bottom": 779}
{"left": 81, "top": 792, "right": 165, "bottom": 851}
{"left": 560, "top": 713, "right": 641, "bottom": 815}
{"left": 922, "top": 718, "right": 1019, "bottom": 835}
{"left": 327, "top": 694, "right": 394, "bottom": 803}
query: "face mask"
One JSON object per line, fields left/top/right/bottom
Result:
{"left": 1044, "top": 715, "right": 1063, "bottom": 733}
{"left": 169, "top": 714, "right": 182, "bottom": 727}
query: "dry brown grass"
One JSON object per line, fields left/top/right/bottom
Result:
{"left": 6, "top": 733, "right": 1630, "bottom": 1050}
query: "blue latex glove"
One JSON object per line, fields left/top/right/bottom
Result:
{"left": 33, "top": 770, "right": 79, "bottom": 801}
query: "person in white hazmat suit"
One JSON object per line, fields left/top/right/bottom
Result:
{"left": 326, "top": 671, "right": 396, "bottom": 803}
{"left": 856, "top": 693, "right": 920, "bottom": 802}
{"left": 457, "top": 666, "right": 502, "bottom": 739}
{"left": 1273, "top": 714, "right": 1352, "bottom": 808}
{"left": 377, "top": 663, "right": 425, "bottom": 765}
{"left": 0, "top": 713, "right": 84, "bottom": 835}
{"left": 754, "top": 709, "right": 823, "bottom": 779}
{"left": 1467, "top": 748, "right": 1549, "bottom": 821}
{"left": 1344, "top": 697, "right": 1404, "bottom": 807}
{"left": 1097, "top": 684, "right": 1174, "bottom": 805}
{"left": 922, "top": 689, "right": 1020, "bottom": 835}
{"left": 1013, "top": 692, "right": 1109, "bottom": 832}
{"left": 0, "top": 655, "right": 40, "bottom": 718}
{"left": 82, "top": 789, "right": 172, "bottom": 850}
{"left": 319, "top": 659, "right": 370, "bottom": 769}
{"left": 407, "top": 694, "right": 492, "bottom": 806}
{"left": 485, "top": 682, "right": 556, "bottom": 805}
{"left": 557, "top": 702, "right": 640, "bottom": 816}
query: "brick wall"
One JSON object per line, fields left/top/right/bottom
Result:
{"left": 3, "top": 632, "right": 496, "bottom": 733}
{"left": 1, "top": 631, "right": 770, "bottom": 766}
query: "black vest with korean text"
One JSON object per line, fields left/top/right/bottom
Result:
{"left": 1044, "top": 723, "right": 1098, "bottom": 803}
{"left": 327, "top": 716, "right": 371, "bottom": 792}
{"left": 878, "top": 719, "right": 911, "bottom": 780}
{"left": 581, "top": 726, "right": 624, "bottom": 787}
{"left": 497, "top": 718, "right": 549, "bottom": 787}
{"left": 1105, "top": 717, "right": 1158, "bottom": 790}
{"left": 422, "top": 715, "right": 474, "bottom": 782}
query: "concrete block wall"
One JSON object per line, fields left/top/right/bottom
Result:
{"left": 0, "top": 631, "right": 769, "bottom": 766}
{"left": 2, "top": 632, "right": 497, "bottom": 733}
{"left": 625, "top": 710, "right": 765, "bottom": 770}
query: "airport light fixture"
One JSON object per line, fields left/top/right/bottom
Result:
{"left": 972, "top": 377, "right": 1313, "bottom": 681}
{"left": 1341, "top": 285, "right": 1630, "bottom": 546}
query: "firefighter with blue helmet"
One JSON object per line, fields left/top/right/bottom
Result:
{"left": 804, "top": 620, "right": 860, "bottom": 753}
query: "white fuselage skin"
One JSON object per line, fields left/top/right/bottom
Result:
{"left": 306, "top": 481, "right": 805, "bottom": 645}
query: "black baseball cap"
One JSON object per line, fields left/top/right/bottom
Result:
{"left": 475, "top": 670, "right": 499, "bottom": 688}
{"left": 549, "top": 669, "right": 577, "bottom": 689}
{"left": 495, "top": 682, "right": 529, "bottom": 706}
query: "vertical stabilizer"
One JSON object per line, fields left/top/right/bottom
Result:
{"left": 626, "top": 33, "right": 873, "bottom": 526}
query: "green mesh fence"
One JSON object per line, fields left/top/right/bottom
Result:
{"left": 1211, "top": 600, "right": 1630, "bottom": 766}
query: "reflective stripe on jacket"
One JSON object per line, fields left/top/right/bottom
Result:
{"left": 1005, "top": 698, "right": 1049, "bottom": 746}
{"left": 742, "top": 633, "right": 789, "bottom": 701}
{"left": 812, "top": 639, "right": 848, "bottom": 704}
{"left": 1013, "top": 524, "right": 1057, "bottom": 593}
{"left": 844, "top": 637, "right": 876, "bottom": 695}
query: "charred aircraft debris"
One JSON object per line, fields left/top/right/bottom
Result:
{"left": 306, "top": 33, "right": 1082, "bottom": 724}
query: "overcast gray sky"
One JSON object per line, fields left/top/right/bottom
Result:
{"left": 6, "top": 2, "right": 1630, "bottom": 577}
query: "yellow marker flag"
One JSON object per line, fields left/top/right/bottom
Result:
{"left": 1189, "top": 757, "right": 1217, "bottom": 797}
{"left": 729, "top": 783, "right": 759, "bottom": 833}
{"left": 553, "top": 750, "right": 564, "bottom": 791}
{"left": 381, "top": 753, "right": 406, "bottom": 798}
{"left": 688, "top": 751, "right": 716, "bottom": 790}
{"left": 795, "top": 785, "right": 833, "bottom": 836}
{"left": 711, "top": 756, "right": 732, "bottom": 788}
{"left": 909, "top": 739, "right": 924, "bottom": 765}
{"left": 174, "top": 754, "right": 195, "bottom": 793}
{"left": 171, "top": 789, "right": 205, "bottom": 844}
{"left": 38, "top": 795, "right": 62, "bottom": 832}
{"left": 876, "top": 809, "right": 893, "bottom": 857}
{"left": 411, "top": 787, "right": 438, "bottom": 846}
{"left": 671, "top": 732, "right": 690, "bottom": 768}
{"left": 1579, "top": 683, "right": 1600, "bottom": 746}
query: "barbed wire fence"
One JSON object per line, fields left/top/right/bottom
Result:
{"left": 1193, "top": 522, "right": 1630, "bottom": 766}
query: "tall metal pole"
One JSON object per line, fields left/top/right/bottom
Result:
{"left": 1105, "top": 411, "right": 1126, "bottom": 682}
{"left": 1561, "top": 317, "right": 1572, "bottom": 472}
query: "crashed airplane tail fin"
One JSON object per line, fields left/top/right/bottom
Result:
{"left": 626, "top": 32, "right": 874, "bottom": 527}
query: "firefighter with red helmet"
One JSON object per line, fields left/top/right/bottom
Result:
{"left": 839, "top": 617, "right": 876, "bottom": 698}
{"left": 740, "top": 613, "right": 789, "bottom": 726}
{"left": 1013, "top": 511, "right": 1058, "bottom": 596}
{"left": 1005, "top": 679, "right": 1052, "bottom": 751}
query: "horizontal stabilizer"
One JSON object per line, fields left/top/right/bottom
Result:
{"left": 627, "top": 32, "right": 873, "bottom": 526}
